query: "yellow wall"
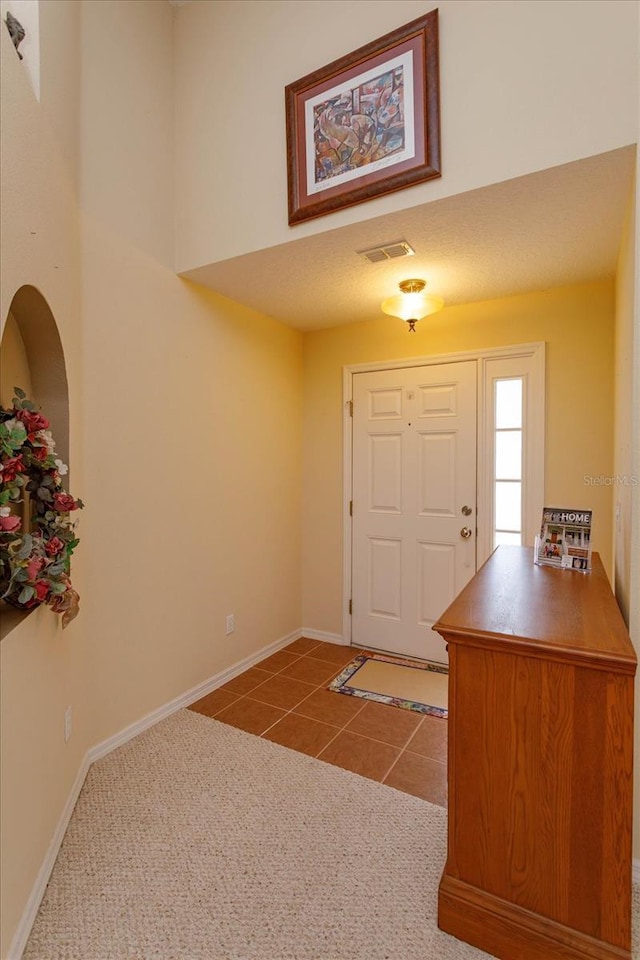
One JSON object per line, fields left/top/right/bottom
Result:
{"left": 0, "top": 315, "right": 32, "bottom": 406}
{"left": 80, "top": 216, "right": 303, "bottom": 745}
{"left": 78, "top": 0, "right": 303, "bottom": 747}
{"left": 174, "top": 0, "right": 639, "bottom": 271}
{"left": 632, "top": 169, "right": 640, "bottom": 865}
{"left": 615, "top": 191, "right": 637, "bottom": 625}
{"left": 1, "top": 3, "right": 302, "bottom": 955}
{"left": 615, "top": 162, "right": 640, "bottom": 863}
{"left": 302, "top": 280, "right": 615, "bottom": 634}
{"left": 1, "top": 14, "right": 86, "bottom": 955}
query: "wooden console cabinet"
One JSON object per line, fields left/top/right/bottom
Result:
{"left": 434, "top": 545, "right": 636, "bottom": 960}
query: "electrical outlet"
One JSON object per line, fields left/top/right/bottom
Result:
{"left": 225, "top": 614, "right": 235, "bottom": 635}
{"left": 64, "top": 705, "right": 72, "bottom": 743}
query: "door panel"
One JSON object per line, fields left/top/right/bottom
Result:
{"left": 419, "top": 382, "right": 458, "bottom": 416}
{"left": 369, "top": 434, "right": 402, "bottom": 512}
{"left": 419, "top": 432, "right": 457, "bottom": 515}
{"left": 369, "top": 538, "right": 402, "bottom": 619}
{"left": 417, "top": 542, "right": 455, "bottom": 625}
{"left": 369, "top": 387, "right": 403, "bottom": 419}
{"left": 352, "top": 361, "right": 477, "bottom": 662}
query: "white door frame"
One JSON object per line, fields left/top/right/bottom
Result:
{"left": 342, "top": 341, "right": 545, "bottom": 646}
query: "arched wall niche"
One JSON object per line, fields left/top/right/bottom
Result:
{"left": 0, "top": 286, "right": 70, "bottom": 637}
{"left": 1, "top": 284, "right": 70, "bottom": 469}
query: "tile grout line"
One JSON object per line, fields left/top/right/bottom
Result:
{"left": 213, "top": 647, "right": 448, "bottom": 764}
{"left": 219, "top": 646, "right": 324, "bottom": 700}
{"left": 249, "top": 668, "right": 370, "bottom": 741}
{"left": 224, "top": 691, "right": 444, "bottom": 765}
{"left": 381, "top": 715, "right": 426, "bottom": 784}
{"left": 221, "top": 644, "right": 362, "bottom": 739}
{"left": 200, "top": 644, "right": 448, "bottom": 783}
{"left": 259, "top": 708, "right": 418, "bottom": 755}
{"left": 403, "top": 751, "right": 446, "bottom": 765}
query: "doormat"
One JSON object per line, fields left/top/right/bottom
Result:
{"left": 328, "top": 652, "right": 448, "bottom": 718}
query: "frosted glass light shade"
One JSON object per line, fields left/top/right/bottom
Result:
{"left": 381, "top": 291, "right": 444, "bottom": 322}
{"left": 381, "top": 279, "right": 444, "bottom": 331}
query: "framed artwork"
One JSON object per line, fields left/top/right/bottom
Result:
{"left": 285, "top": 10, "right": 441, "bottom": 226}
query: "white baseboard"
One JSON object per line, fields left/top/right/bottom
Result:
{"left": 89, "top": 627, "right": 301, "bottom": 763}
{"left": 633, "top": 859, "right": 640, "bottom": 884}
{"left": 300, "top": 627, "right": 346, "bottom": 645}
{"left": 9, "top": 626, "right": 305, "bottom": 958}
{"left": 7, "top": 752, "right": 91, "bottom": 960}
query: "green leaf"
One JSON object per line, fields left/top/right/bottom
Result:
{"left": 15, "top": 536, "right": 33, "bottom": 560}
{"left": 17, "top": 585, "right": 35, "bottom": 604}
{"left": 13, "top": 387, "right": 26, "bottom": 400}
{"left": 37, "top": 487, "right": 52, "bottom": 502}
{"left": 48, "top": 581, "right": 67, "bottom": 594}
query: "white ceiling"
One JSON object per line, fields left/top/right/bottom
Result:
{"left": 181, "top": 147, "right": 635, "bottom": 332}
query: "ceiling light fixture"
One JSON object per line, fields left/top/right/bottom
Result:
{"left": 381, "top": 279, "right": 444, "bottom": 332}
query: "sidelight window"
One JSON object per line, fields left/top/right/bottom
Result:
{"left": 479, "top": 346, "right": 545, "bottom": 565}
{"left": 493, "top": 378, "right": 523, "bottom": 549}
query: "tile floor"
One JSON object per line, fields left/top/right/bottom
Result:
{"left": 189, "top": 637, "right": 448, "bottom": 807}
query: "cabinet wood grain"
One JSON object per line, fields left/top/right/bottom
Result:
{"left": 434, "top": 546, "right": 636, "bottom": 960}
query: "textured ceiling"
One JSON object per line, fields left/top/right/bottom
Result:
{"left": 181, "top": 147, "right": 635, "bottom": 332}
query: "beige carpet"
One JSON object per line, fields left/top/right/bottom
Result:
{"left": 23, "top": 710, "right": 640, "bottom": 960}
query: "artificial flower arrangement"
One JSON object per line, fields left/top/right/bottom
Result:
{"left": 0, "top": 388, "right": 83, "bottom": 627}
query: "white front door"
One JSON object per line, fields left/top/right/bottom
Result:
{"left": 351, "top": 361, "right": 477, "bottom": 663}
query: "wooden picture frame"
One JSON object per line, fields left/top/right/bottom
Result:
{"left": 285, "top": 10, "right": 441, "bottom": 226}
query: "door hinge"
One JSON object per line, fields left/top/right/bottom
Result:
{"left": 349, "top": 499, "right": 353, "bottom": 516}
{"left": 348, "top": 400, "right": 353, "bottom": 417}
{"left": 349, "top": 599, "right": 352, "bottom": 615}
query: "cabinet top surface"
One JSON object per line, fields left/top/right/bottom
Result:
{"left": 434, "top": 546, "right": 636, "bottom": 672}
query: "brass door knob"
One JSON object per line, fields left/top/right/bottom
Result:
{"left": 460, "top": 526, "right": 473, "bottom": 539}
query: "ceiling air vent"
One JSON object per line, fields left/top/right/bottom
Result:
{"left": 358, "top": 241, "right": 415, "bottom": 264}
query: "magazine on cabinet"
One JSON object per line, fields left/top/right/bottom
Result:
{"left": 534, "top": 507, "right": 592, "bottom": 572}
